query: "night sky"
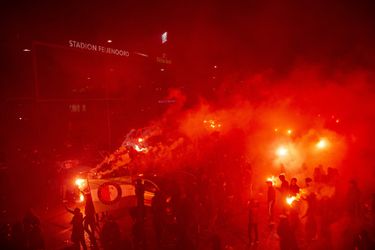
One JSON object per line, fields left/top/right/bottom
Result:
{"left": 0, "top": 0, "right": 373, "bottom": 167}
{"left": 2, "top": 1, "right": 375, "bottom": 76}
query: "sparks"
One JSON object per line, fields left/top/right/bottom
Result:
{"left": 287, "top": 129, "right": 293, "bottom": 135}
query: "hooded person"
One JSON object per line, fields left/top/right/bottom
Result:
{"left": 65, "top": 206, "right": 87, "bottom": 250}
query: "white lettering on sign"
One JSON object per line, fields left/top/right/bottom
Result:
{"left": 158, "top": 99, "right": 176, "bottom": 104}
{"left": 156, "top": 53, "right": 172, "bottom": 64}
{"left": 69, "top": 40, "right": 129, "bottom": 57}
{"left": 69, "top": 104, "right": 87, "bottom": 112}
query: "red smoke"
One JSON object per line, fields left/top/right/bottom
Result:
{"left": 168, "top": 66, "right": 375, "bottom": 191}
{"left": 94, "top": 65, "right": 375, "bottom": 198}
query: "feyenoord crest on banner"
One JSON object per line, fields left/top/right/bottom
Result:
{"left": 88, "top": 177, "right": 136, "bottom": 212}
{"left": 88, "top": 176, "right": 157, "bottom": 213}
{"left": 97, "top": 182, "right": 122, "bottom": 205}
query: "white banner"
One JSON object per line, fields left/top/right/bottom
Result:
{"left": 88, "top": 177, "right": 155, "bottom": 213}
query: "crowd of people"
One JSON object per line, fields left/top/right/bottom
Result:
{"left": 249, "top": 167, "right": 375, "bottom": 250}
{"left": 0, "top": 209, "right": 45, "bottom": 250}
{"left": 78, "top": 165, "right": 374, "bottom": 250}
{"left": 1, "top": 162, "right": 375, "bottom": 250}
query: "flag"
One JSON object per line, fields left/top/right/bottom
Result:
{"left": 88, "top": 176, "right": 136, "bottom": 213}
{"left": 88, "top": 177, "right": 155, "bottom": 213}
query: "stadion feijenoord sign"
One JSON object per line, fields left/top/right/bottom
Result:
{"left": 68, "top": 40, "right": 130, "bottom": 57}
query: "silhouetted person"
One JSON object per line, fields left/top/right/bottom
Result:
{"left": 175, "top": 192, "right": 194, "bottom": 250}
{"left": 266, "top": 180, "right": 276, "bottom": 224}
{"left": 304, "top": 190, "right": 317, "bottom": 242}
{"left": 212, "top": 233, "right": 221, "bottom": 250}
{"left": 0, "top": 223, "right": 11, "bottom": 249}
{"left": 100, "top": 215, "right": 121, "bottom": 250}
{"left": 277, "top": 215, "right": 297, "bottom": 250}
{"left": 248, "top": 199, "right": 259, "bottom": 245}
{"left": 10, "top": 222, "right": 27, "bottom": 250}
{"left": 23, "top": 209, "right": 40, "bottom": 232}
{"left": 135, "top": 179, "right": 145, "bottom": 221}
{"left": 279, "top": 174, "right": 290, "bottom": 196}
{"left": 354, "top": 229, "right": 375, "bottom": 250}
{"left": 152, "top": 190, "right": 164, "bottom": 249}
{"left": 304, "top": 177, "right": 313, "bottom": 190}
{"left": 131, "top": 207, "right": 145, "bottom": 250}
{"left": 66, "top": 206, "right": 87, "bottom": 250}
{"left": 23, "top": 209, "right": 44, "bottom": 250}
{"left": 83, "top": 193, "right": 97, "bottom": 247}
{"left": 289, "top": 178, "right": 300, "bottom": 196}
{"left": 347, "top": 180, "right": 361, "bottom": 218}
{"left": 288, "top": 204, "right": 300, "bottom": 243}
{"left": 28, "top": 223, "right": 45, "bottom": 250}
{"left": 313, "top": 166, "right": 324, "bottom": 183}
{"left": 327, "top": 167, "right": 339, "bottom": 184}
{"left": 279, "top": 174, "right": 290, "bottom": 211}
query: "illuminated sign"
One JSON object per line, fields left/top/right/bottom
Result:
{"left": 156, "top": 53, "right": 172, "bottom": 64}
{"left": 161, "top": 32, "right": 168, "bottom": 44}
{"left": 68, "top": 40, "right": 130, "bottom": 57}
{"left": 69, "top": 104, "right": 86, "bottom": 112}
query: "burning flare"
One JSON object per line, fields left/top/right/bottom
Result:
{"left": 134, "top": 144, "right": 148, "bottom": 152}
{"left": 316, "top": 138, "right": 328, "bottom": 149}
{"left": 276, "top": 146, "right": 288, "bottom": 157}
{"left": 203, "top": 119, "right": 222, "bottom": 130}
{"left": 75, "top": 178, "right": 87, "bottom": 189}
{"left": 266, "top": 176, "right": 277, "bottom": 186}
{"left": 286, "top": 196, "right": 297, "bottom": 205}
{"left": 79, "top": 193, "right": 85, "bottom": 203}
{"left": 285, "top": 189, "right": 306, "bottom": 206}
